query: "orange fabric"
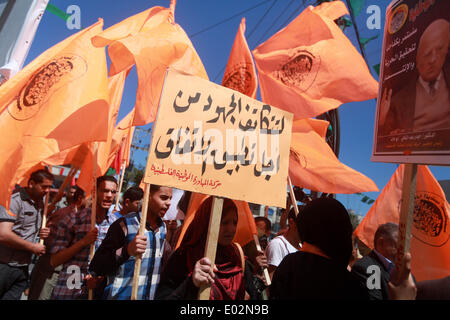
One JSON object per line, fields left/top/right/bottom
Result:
{"left": 92, "top": 6, "right": 208, "bottom": 126}
{"left": 289, "top": 118, "right": 378, "bottom": 193}
{"left": 252, "top": 1, "right": 378, "bottom": 120}
{"left": 354, "top": 165, "right": 450, "bottom": 282}
{"left": 76, "top": 70, "right": 129, "bottom": 194}
{"left": 222, "top": 18, "right": 257, "bottom": 99}
{"left": 175, "top": 193, "right": 257, "bottom": 250}
{"left": 0, "top": 20, "right": 109, "bottom": 208}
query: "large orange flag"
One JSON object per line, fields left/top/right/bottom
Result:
{"left": 0, "top": 20, "right": 109, "bottom": 208}
{"left": 354, "top": 165, "right": 450, "bottom": 282}
{"left": 289, "top": 118, "right": 378, "bottom": 194}
{"left": 175, "top": 193, "right": 257, "bottom": 249}
{"left": 252, "top": 1, "right": 378, "bottom": 119}
{"left": 92, "top": 6, "right": 208, "bottom": 126}
{"left": 222, "top": 17, "right": 258, "bottom": 99}
{"left": 76, "top": 71, "right": 129, "bottom": 194}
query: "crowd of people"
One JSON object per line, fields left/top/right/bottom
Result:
{"left": 0, "top": 168, "right": 447, "bottom": 300}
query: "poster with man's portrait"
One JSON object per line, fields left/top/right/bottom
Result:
{"left": 372, "top": 0, "right": 450, "bottom": 165}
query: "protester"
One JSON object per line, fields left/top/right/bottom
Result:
{"left": 155, "top": 196, "right": 268, "bottom": 300}
{"left": 269, "top": 198, "right": 369, "bottom": 299}
{"left": 88, "top": 185, "right": 172, "bottom": 300}
{"left": 49, "top": 175, "right": 117, "bottom": 300}
{"left": 0, "top": 169, "right": 54, "bottom": 300}
{"left": 351, "top": 222, "right": 399, "bottom": 300}
{"left": 28, "top": 186, "right": 85, "bottom": 300}
{"left": 265, "top": 207, "right": 301, "bottom": 280}
{"left": 254, "top": 216, "right": 272, "bottom": 251}
{"left": 108, "top": 186, "right": 144, "bottom": 223}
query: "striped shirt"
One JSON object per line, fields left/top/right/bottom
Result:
{"left": 89, "top": 212, "right": 167, "bottom": 300}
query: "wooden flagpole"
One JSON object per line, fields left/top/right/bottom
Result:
{"left": 395, "top": 163, "right": 418, "bottom": 272}
{"left": 88, "top": 142, "right": 99, "bottom": 300}
{"left": 253, "top": 234, "right": 271, "bottom": 287}
{"left": 39, "top": 165, "right": 52, "bottom": 245}
{"left": 198, "top": 196, "right": 224, "bottom": 300}
{"left": 115, "top": 162, "right": 126, "bottom": 210}
{"left": 131, "top": 182, "right": 151, "bottom": 300}
{"left": 287, "top": 176, "right": 299, "bottom": 216}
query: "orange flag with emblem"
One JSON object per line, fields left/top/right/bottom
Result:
{"left": 175, "top": 193, "right": 257, "bottom": 249}
{"left": 289, "top": 118, "right": 378, "bottom": 193}
{"left": 222, "top": 17, "right": 258, "bottom": 99}
{"left": 354, "top": 165, "right": 450, "bottom": 282}
{"left": 252, "top": 1, "right": 378, "bottom": 119}
{"left": 0, "top": 20, "right": 109, "bottom": 208}
{"left": 92, "top": 6, "right": 208, "bottom": 126}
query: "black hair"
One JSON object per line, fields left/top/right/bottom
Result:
{"left": 71, "top": 185, "right": 85, "bottom": 203}
{"left": 297, "top": 198, "right": 353, "bottom": 268}
{"left": 123, "top": 186, "right": 144, "bottom": 202}
{"left": 29, "top": 169, "right": 54, "bottom": 184}
{"left": 374, "top": 222, "right": 399, "bottom": 247}
{"left": 96, "top": 175, "right": 118, "bottom": 188}
{"left": 255, "top": 216, "right": 271, "bottom": 232}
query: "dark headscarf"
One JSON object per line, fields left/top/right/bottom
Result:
{"left": 296, "top": 198, "right": 353, "bottom": 269}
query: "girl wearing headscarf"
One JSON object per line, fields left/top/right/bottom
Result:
{"left": 155, "top": 196, "right": 267, "bottom": 300}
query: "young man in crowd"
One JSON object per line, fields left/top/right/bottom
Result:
{"left": 28, "top": 186, "right": 86, "bottom": 300}
{"left": 0, "top": 169, "right": 54, "bottom": 299}
{"left": 265, "top": 207, "right": 301, "bottom": 281}
{"left": 49, "top": 175, "right": 117, "bottom": 300}
{"left": 108, "top": 186, "right": 144, "bottom": 223}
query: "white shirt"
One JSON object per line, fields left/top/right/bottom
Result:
{"left": 265, "top": 235, "right": 299, "bottom": 267}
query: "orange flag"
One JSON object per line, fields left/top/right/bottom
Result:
{"left": 222, "top": 17, "right": 258, "bottom": 99}
{"left": 76, "top": 70, "right": 129, "bottom": 194}
{"left": 92, "top": 6, "right": 208, "bottom": 126}
{"left": 175, "top": 193, "right": 257, "bottom": 249}
{"left": 289, "top": 118, "right": 378, "bottom": 194}
{"left": 252, "top": 1, "right": 378, "bottom": 119}
{"left": 0, "top": 20, "right": 109, "bottom": 208}
{"left": 354, "top": 165, "right": 450, "bottom": 282}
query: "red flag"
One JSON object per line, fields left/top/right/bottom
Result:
{"left": 252, "top": 1, "right": 378, "bottom": 119}
{"left": 354, "top": 165, "right": 450, "bottom": 281}
{"left": 222, "top": 18, "right": 258, "bottom": 99}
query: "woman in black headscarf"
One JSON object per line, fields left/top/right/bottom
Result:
{"left": 269, "top": 197, "right": 369, "bottom": 300}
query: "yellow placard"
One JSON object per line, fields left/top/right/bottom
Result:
{"left": 144, "top": 69, "right": 293, "bottom": 207}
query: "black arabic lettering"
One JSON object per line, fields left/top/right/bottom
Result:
{"left": 173, "top": 90, "right": 201, "bottom": 113}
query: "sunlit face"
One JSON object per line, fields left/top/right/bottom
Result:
{"left": 218, "top": 208, "right": 238, "bottom": 246}
{"left": 416, "top": 20, "right": 450, "bottom": 82}
{"left": 97, "top": 180, "right": 117, "bottom": 210}
{"left": 29, "top": 178, "right": 53, "bottom": 200}
{"left": 148, "top": 187, "right": 172, "bottom": 218}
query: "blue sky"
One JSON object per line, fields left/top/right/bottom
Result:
{"left": 24, "top": 0, "right": 448, "bottom": 215}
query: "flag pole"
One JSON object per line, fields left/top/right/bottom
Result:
{"left": 287, "top": 176, "right": 299, "bottom": 216}
{"left": 88, "top": 142, "right": 99, "bottom": 300}
{"left": 198, "top": 196, "right": 224, "bottom": 300}
{"left": 131, "top": 182, "right": 151, "bottom": 300}
{"left": 39, "top": 165, "right": 52, "bottom": 245}
{"left": 115, "top": 162, "right": 126, "bottom": 210}
{"left": 395, "top": 163, "right": 418, "bottom": 273}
